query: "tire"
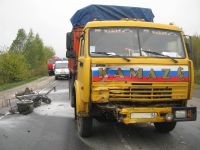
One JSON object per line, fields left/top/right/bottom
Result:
{"left": 49, "top": 71, "right": 54, "bottom": 76}
{"left": 70, "top": 76, "right": 75, "bottom": 107}
{"left": 21, "top": 105, "right": 34, "bottom": 115}
{"left": 42, "top": 97, "right": 51, "bottom": 104}
{"left": 17, "top": 101, "right": 34, "bottom": 115}
{"left": 95, "top": 116, "right": 107, "bottom": 122}
{"left": 71, "top": 88, "right": 75, "bottom": 107}
{"left": 32, "top": 97, "right": 42, "bottom": 107}
{"left": 154, "top": 122, "right": 176, "bottom": 133}
{"left": 33, "top": 100, "right": 41, "bottom": 107}
{"left": 73, "top": 87, "right": 77, "bottom": 120}
{"left": 77, "top": 117, "right": 93, "bottom": 137}
{"left": 74, "top": 104, "right": 77, "bottom": 120}
{"left": 45, "top": 98, "right": 51, "bottom": 104}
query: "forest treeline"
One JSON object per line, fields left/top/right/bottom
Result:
{"left": 0, "top": 28, "right": 54, "bottom": 83}
{"left": 192, "top": 35, "right": 200, "bottom": 84}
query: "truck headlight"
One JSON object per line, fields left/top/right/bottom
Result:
{"left": 165, "top": 113, "right": 174, "bottom": 122}
{"left": 55, "top": 70, "right": 60, "bottom": 74}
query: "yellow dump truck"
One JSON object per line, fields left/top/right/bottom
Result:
{"left": 66, "top": 5, "right": 196, "bottom": 137}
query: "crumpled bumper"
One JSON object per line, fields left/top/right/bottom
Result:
{"left": 116, "top": 107, "right": 196, "bottom": 124}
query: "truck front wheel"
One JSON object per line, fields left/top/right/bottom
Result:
{"left": 77, "top": 117, "right": 93, "bottom": 137}
{"left": 154, "top": 122, "right": 176, "bottom": 133}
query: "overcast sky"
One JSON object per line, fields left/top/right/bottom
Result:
{"left": 0, "top": 0, "right": 200, "bottom": 58}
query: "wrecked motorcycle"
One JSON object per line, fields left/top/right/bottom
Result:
{"left": 13, "top": 87, "right": 56, "bottom": 115}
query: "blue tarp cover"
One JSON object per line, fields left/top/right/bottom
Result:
{"left": 70, "top": 5, "right": 154, "bottom": 27}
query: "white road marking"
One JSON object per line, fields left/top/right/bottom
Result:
{"left": 40, "top": 89, "right": 68, "bottom": 94}
{"left": 0, "top": 112, "right": 11, "bottom": 120}
{"left": 39, "top": 80, "right": 56, "bottom": 93}
{"left": 55, "top": 89, "right": 69, "bottom": 94}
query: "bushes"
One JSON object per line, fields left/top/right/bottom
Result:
{"left": 195, "top": 70, "right": 200, "bottom": 84}
{"left": 0, "top": 52, "right": 29, "bottom": 83}
{"left": 192, "top": 35, "right": 200, "bottom": 83}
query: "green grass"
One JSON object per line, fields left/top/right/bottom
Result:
{"left": 194, "top": 69, "right": 200, "bottom": 83}
{"left": 195, "top": 84, "right": 200, "bottom": 89}
{"left": 0, "top": 76, "right": 42, "bottom": 91}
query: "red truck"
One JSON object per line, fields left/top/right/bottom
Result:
{"left": 47, "top": 57, "right": 61, "bottom": 76}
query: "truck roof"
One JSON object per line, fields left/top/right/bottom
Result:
{"left": 85, "top": 20, "right": 182, "bottom": 32}
{"left": 70, "top": 5, "right": 154, "bottom": 27}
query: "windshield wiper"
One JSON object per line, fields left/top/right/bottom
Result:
{"left": 91, "top": 52, "right": 130, "bottom": 62}
{"left": 142, "top": 50, "right": 178, "bottom": 63}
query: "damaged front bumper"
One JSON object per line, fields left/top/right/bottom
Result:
{"left": 116, "top": 107, "right": 197, "bottom": 124}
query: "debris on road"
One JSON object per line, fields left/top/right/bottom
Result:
{"left": 8, "top": 86, "right": 56, "bottom": 115}
{"left": 17, "top": 100, "right": 34, "bottom": 115}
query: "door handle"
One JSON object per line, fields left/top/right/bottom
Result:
{"left": 80, "top": 62, "right": 83, "bottom": 67}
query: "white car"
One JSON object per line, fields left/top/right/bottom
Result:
{"left": 54, "top": 61, "right": 69, "bottom": 80}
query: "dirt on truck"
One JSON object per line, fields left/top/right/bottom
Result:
{"left": 66, "top": 4, "right": 197, "bottom": 137}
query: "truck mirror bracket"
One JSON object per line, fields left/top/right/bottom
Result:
{"left": 66, "top": 50, "right": 76, "bottom": 59}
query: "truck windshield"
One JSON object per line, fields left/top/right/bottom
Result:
{"left": 89, "top": 28, "right": 185, "bottom": 58}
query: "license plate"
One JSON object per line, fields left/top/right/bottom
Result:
{"left": 131, "top": 112, "right": 157, "bottom": 119}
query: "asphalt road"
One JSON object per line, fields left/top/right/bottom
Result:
{"left": 0, "top": 80, "right": 200, "bottom": 150}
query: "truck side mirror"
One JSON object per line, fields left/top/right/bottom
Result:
{"left": 66, "top": 32, "right": 75, "bottom": 58}
{"left": 184, "top": 35, "right": 192, "bottom": 59}
{"left": 66, "top": 50, "right": 76, "bottom": 58}
{"left": 66, "top": 32, "right": 71, "bottom": 51}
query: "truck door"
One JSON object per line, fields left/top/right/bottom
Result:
{"left": 77, "top": 36, "right": 90, "bottom": 103}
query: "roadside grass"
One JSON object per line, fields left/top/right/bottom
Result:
{"left": 195, "top": 84, "right": 200, "bottom": 89}
{"left": 194, "top": 69, "right": 200, "bottom": 88}
{"left": 0, "top": 76, "right": 43, "bottom": 91}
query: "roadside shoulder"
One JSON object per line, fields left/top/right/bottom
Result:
{"left": 0, "top": 76, "right": 54, "bottom": 108}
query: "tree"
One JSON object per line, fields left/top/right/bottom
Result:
{"left": 0, "top": 51, "right": 29, "bottom": 83}
{"left": 192, "top": 35, "right": 200, "bottom": 83}
{"left": 23, "top": 30, "right": 54, "bottom": 75}
{"left": 192, "top": 35, "right": 200, "bottom": 68}
{"left": 23, "top": 30, "right": 44, "bottom": 69}
{"left": 43, "top": 46, "right": 55, "bottom": 61}
{"left": 1, "top": 28, "right": 55, "bottom": 84}
{"left": 10, "top": 29, "right": 27, "bottom": 53}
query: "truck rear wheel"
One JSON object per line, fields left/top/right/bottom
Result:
{"left": 69, "top": 76, "right": 75, "bottom": 107}
{"left": 77, "top": 117, "right": 93, "bottom": 137}
{"left": 154, "top": 122, "right": 176, "bottom": 133}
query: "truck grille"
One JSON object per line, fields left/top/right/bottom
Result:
{"left": 108, "top": 83, "right": 187, "bottom": 101}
